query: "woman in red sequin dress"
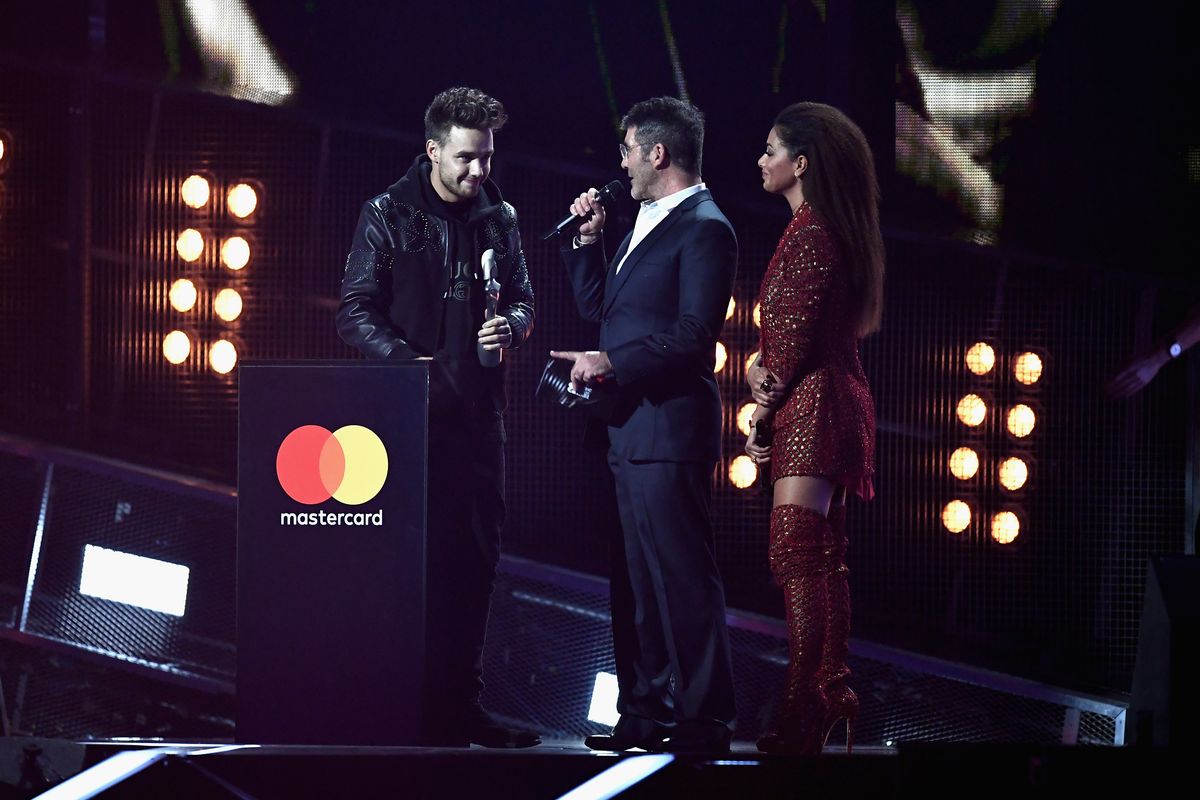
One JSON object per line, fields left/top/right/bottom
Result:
{"left": 744, "top": 102, "right": 884, "bottom": 755}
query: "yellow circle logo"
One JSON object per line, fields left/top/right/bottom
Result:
{"left": 276, "top": 425, "right": 388, "bottom": 505}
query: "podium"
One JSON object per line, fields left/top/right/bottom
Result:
{"left": 236, "top": 360, "right": 428, "bottom": 745}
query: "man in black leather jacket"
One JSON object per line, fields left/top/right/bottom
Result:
{"left": 336, "top": 87, "right": 536, "bottom": 747}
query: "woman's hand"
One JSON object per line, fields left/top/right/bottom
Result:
{"left": 747, "top": 359, "right": 786, "bottom": 409}
{"left": 745, "top": 405, "right": 773, "bottom": 466}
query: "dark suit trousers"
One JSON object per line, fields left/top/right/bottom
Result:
{"left": 607, "top": 452, "right": 737, "bottom": 727}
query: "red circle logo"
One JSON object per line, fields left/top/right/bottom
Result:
{"left": 276, "top": 425, "right": 388, "bottom": 505}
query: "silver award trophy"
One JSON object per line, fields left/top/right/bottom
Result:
{"left": 477, "top": 248, "right": 502, "bottom": 367}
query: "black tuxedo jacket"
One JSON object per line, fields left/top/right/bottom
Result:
{"left": 561, "top": 189, "right": 737, "bottom": 463}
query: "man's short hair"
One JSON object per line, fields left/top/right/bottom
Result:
{"left": 424, "top": 87, "right": 508, "bottom": 144}
{"left": 621, "top": 97, "right": 705, "bottom": 175}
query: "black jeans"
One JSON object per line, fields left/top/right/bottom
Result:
{"left": 422, "top": 416, "right": 505, "bottom": 734}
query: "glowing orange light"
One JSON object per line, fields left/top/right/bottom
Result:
{"left": 726, "top": 297, "right": 736, "bottom": 320}
{"left": 221, "top": 236, "right": 250, "bottom": 271}
{"left": 998, "top": 457, "right": 1029, "bottom": 491}
{"left": 1007, "top": 404, "right": 1036, "bottom": 438}
{"left": 966, "top": 342, "right": 995, "bottom": 375}
{"left": 168, "top": 279, "right": 197, "bottom": 313}
{"left": 227, "top": 183, "right": 258, "bottom": 219}
{"left": 209, "top": 339, "right": 238, "bottom": 374}
{"left": 213, "top": 288, "right": 243, "bottom": 322}
{"left": 175, "top": 229, "right": 204, "bottom": 262}
{"left": 162, "top": 330, "right": 191, "bottom": 364}
{"left": 745, "top": 351, "right": 760, "bottom": 377}
{"left": 1014, "top": 352, "right": 1043, "bottom": 385}
{"left": 949, "top": 447, "right": 979, "bottom": 480}
{"left": 956, "top": 394, "right": 987, "bottom": 427}
{"left": 729, "top": 455, "right": 758, "bottom": 489}
{"left": 991, "top": 511, "right": 1020, "bottom": 544}
{"left": 737, "top": 402, "right": 756, "bottom": 436}
{"left": 942, "top": 500, "right": 971, "bottom": 534}
{"left": 180, "top": 175, "right": 210, "bottom": 209}
{"left": 714, "top": 341, "right": 727, "bottom": 374}
{"left": 753, "top": 302, "right": 761, "bottom": 328}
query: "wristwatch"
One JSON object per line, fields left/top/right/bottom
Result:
{"left": 1167, "top": 341, "right": 1182, "bottom": 359}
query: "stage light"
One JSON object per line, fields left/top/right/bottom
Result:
{"left": 79, "top": 544, "right": 190, "bottom": 617}
{"left": 714, "top": 341, "right": 727, "bottom": 373}
{"left": 209, "top": 339, "right": 238, "bottom": 374}
{"left": 729, "top": 455, "right": 758, "bottom": 489}
{"left": 991, "top": 511, "right": 1020, "bottom": 544}
{"left": 168, "top": 279, "right": 197, "bottom": 313}
{"left": 0, "top": 132, "right": 8, "bottom": 175}
{"left": 227, "top": 183, "right": 258, "bottom": 218}
{"left": 745, "top": 351, "right": 760, "bottom": 377}
{"left": 966, "top": 341, "right": 995, "bottom": 375}
{"left": 726, "top": 297, "right": 736, "bottom": 320}
{"left": 175, "top": 228, "right": 204, "bottom": 262}
{"left": 0, "top": 136, "right": 5, "bottom": 162}
{"left": 180, "top": 174, "right": 210, "bottom": 209}
{"left": 1007, "top": 404, "right": 1036, "bottom": 438}
{"left": 949, "top": 447, "right": 979, "bottom": 480}
{"left": 942, "top": 500, "right": 971, "bottom": 534}
{"left": 1014, "top": 351, "right": 1043, "bottom": 385}
{"left": 587, "top": 671, "right": 620, "bottom": 726}
{"left": 737, "top": 402, "right": 756, "bottom": 436}
{"left": 213, "top": 288, "right": 243, "bottom": 322}
{"left": 998, "top": 457, "right": 1028, "bottom": 491}
{"left": 956, "top": 393, "right": 987, "bottom": 427}
{"left": 753, "top": 302, "right": 761, "bottom": 328}
{"left": 162, "top": 330, "right": 191, "bottom": 364}
{"left": 221, "top": 236, "right": 250, "bottom": 270}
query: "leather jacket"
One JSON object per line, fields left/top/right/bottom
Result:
{"left": 336, "top": 156, "right": 534, "bottom": 417}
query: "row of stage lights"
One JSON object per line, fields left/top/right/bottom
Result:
{"left": 162, "top": 174, "right": 260, "bottom": 375}
{"left": 703, "top": 294, "right": 1048, "bottom": 546}
{"left": 703, "top": 297, "right": 769, "bottom": 490}
{"left": 942, "top": 341, "right": 1044, "bottom": 545}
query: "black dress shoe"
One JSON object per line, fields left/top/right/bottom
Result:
{"left": 584, "top": 716, "right": 669, "bottom": 751}
{"left": 464, "top": 708, "right": 542, "bottom": 749}
{"left": 658, "top": 721, "right": 732, "bottom": 753}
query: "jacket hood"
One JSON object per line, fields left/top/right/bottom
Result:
{"left": 388, "top": 154, "right": 504, "bottom": 226}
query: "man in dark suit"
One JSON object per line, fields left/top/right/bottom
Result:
{"left": 551, "top": 97, "right": 738, "bottom": 753}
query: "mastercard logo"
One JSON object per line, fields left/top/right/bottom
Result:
{"left": 276, "top": 425, "right": 388, "bottom": 505}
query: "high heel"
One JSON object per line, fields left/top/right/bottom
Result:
{"left": 822, "top": 687, "right": 858, "bottom": 754}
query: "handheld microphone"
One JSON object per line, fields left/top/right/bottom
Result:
{"left": 542, "top": 181, "right": 626, "bottom": 240}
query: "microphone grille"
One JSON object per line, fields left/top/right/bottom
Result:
{"left": 599, "top": 180, "right": 626, "bottom": 204}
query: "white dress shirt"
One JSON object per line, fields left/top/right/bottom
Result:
{"left": 616, "top": 182, "right": 707, "bottom": 274}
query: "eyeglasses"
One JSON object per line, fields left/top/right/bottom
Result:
{"left": 619, "top": 141, "right": 646, "bottom": 160}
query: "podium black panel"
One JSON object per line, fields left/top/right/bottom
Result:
{"left": 237, "top": 360, "right": 428, "bottom": 745}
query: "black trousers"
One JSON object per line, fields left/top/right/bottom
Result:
{"left": 607, "top": 453, "right": 737, "bottom": 727}
{"left": 422, "top": 418, "right": 505, "bottom": 732}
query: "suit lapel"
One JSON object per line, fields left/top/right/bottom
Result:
{"left": 604, "top": 190, "right": 709, "bottom": 313}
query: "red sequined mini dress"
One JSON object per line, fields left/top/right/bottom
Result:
{"left": 757, "top": 203, "right": 875, "bottom": 500}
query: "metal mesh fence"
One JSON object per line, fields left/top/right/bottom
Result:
{"left": 20, "top": 465, "right": 236, "bottom": 682}
{"left": 480, "top": 561, "right": 1124, "bottom": 746}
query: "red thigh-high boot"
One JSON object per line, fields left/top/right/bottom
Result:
{"left": 820, "top": 503, "right": 858, "bottom": 754}
{"left": 758, "top": 504, "right": 839, "bottom": 755}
